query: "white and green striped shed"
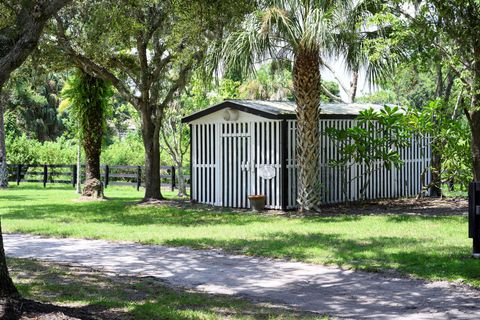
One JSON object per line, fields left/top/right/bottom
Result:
{"left": 182, "top": 100, "right": 431, "bottom": 210}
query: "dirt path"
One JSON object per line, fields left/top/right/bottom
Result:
{"left": 4, "top": 233, "right": 480, "bottom": 320}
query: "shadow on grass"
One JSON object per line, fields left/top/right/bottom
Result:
{"left": 1, "top": 200, "right": 278, "bottom": 226}
{"left": 8, "top": 184, "right": 77, "bottom": 191}
{"left": 0, "top": 195, "right": 33, "bottom": 202}
{"left": 2, "top": 195, "right": 372, "bottom": 227}
{"left": 385, "top": 214, "right": 467, "bottom": 223}
{"left": 1, "top": 297, "right": 98, "bottom": 320}
{"left": 9, "top": 258, "right": 318, "bottom": 320}
{"left": 164, "top": 231, "right": 479, "bottom": 284}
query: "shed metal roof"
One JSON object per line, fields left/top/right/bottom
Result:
{"left": 182, "top": 99, "right": 387, "bottom": 123}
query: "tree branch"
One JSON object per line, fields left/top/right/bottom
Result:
{"left": 54, "top": 15, "right": 140, "bottom": 108}
{"left": 322, "top": 84, "right": 346, "bottom": 103}
{"left": 322, "top": 61, "right": 351, "bottom": 96}
{"left": 161, "top": 125, "right": 179, "bottom": 163}
{"left": 150, "top": 53, "right": 172, "bottom": 84}
{"left": 0, "top": 0, "right": 73, "bottom": 87}
{"left": 159, "top": 52, "right": 204, "bottom": 111}
{"left": 136, "top": 33, "right": 150, "bottom": 98}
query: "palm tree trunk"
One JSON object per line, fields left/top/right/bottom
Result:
{"left": 293, "top": 47, "right": 322, "bottom": 212}
{"left": 81, "top": 75, "right": 105, "bottom": 198}
{"left": 83, "top": 141, "right": 102, "bottom": 198}
{"left": 84, "top": 146, "right": 101, "bottom": 181}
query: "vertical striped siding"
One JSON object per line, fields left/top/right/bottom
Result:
{"left": 192, "top": 121, "right": 281, "bottom": 209}
{"left": 191, "top": 123, "right": 217, "bottom": 205}
{"left": 251, "top": 121, "right": 282, "bottom": 209}
{"left": 192, "top": 119, "right": 431, "bottom": 210}
{"left": 287, "top": 119, "right": 432, "bottom": 208}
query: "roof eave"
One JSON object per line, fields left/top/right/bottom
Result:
{"left": 181, "top": 101, "right": 295, "bottom": 123}
{"left": 181, "top": 100, "right": 366, "bottom": 123}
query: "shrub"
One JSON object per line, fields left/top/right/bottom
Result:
{"left": 101, "top": 134, "right": 145, "bottom": 166}
{"left": 37, "top": 137, "right": 77, "bottom": 164}
{"left": 6, "top": 134, "right": 77, "bottom": 165}
{"left": 6, "top": 133, "right": 176, "bottom": 167}
{"left": 6, "top": 134, "right": 41, "bottom": 164}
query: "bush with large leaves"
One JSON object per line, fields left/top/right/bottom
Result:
{"left": 326, "top": 106, "right": 411, "bottom": 200}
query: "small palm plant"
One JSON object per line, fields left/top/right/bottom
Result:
{"left": 223, "top": 0, "right": 368, "bottom": 211}
{"left": 60, "top": 69, "right": 112, "bottom": 198}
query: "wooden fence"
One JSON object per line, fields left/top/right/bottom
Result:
{"left": 6, "top": 164, "right": 189, "bottom": 191}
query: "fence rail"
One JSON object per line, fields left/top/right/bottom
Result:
{"left": 7, "top": 164, "right": 189, "bottom": 191}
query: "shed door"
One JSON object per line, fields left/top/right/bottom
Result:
{"left": 251, "top": 121, "right": 282, "bottom": 209}
{"left": 221, "top": 122, "right": 251, "bottom": 208}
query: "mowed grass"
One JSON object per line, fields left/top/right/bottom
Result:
{"left": 10, "top": 258, "right": 323, "bottom": 319}
{"left": 1, "top": 184, "right": 478, "bottom": 286}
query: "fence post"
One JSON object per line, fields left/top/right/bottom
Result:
{"left": 105, "top": 165, "right": 109, "bottom": 188}
{"left": 43, "top": 164, "right": 48, "bottom": 188}
{"left": 137, "top": 166, "right": 141, "bottom": 191}
{"left": 16, "top": 164, "right": 21, "bottom": 185}
{"left": 72, "top": 164, "right": 77, "bottom": 188}
{"left": 171, "top": 166, "right": 176, "bottom": 191}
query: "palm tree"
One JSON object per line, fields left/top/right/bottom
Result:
{"left": 327, "top": 1, "right": 397, "bottom": 103}
{"left": 60, "top": 69, "right": 112, "bottom": 198}
{"left": 223, "top": 0, "right": 367, "bottom": 211}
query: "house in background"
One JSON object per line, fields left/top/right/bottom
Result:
{"left": 182, "top": 100, "right": 431, "bottom": 210}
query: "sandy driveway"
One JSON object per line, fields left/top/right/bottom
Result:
{"left": 4, "top": 233, "right": 480, "bottom": 320}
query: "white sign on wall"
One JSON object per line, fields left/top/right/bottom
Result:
{"left": 258, "top": 165, "right": 276, "bottom": 180}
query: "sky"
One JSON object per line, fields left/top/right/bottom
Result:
{"left": 321, "top": 58, "right": 375, "bottom": 102}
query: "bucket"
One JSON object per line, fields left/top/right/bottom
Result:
{"left": 248, "top": 195, "right": 266, "bottom": 211}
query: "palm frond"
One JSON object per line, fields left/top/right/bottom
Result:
{"left": 58, "top": 98, "right": 71, "bottom": 113}
{"left": 222, "top": 11, "right": 273, "bottom": 77}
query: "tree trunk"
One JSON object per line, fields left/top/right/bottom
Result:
{"left": 176, "top": 162, "right": 187, "bottom": 197}
{"left": 81, "top": 91, "right": 104, "bottom": 198}
{"left": 293, "top": 47, "right": 322, "bottom": 212}
{"left": 84, "top": 149, "right": 101, "bottom": 181}
{"left": 349, "top": 69, "right": 359, "bottom": 103}
{"left": 0, "top": 91, "right": 8, "bottom": 189}
{"left": 468, "top": 55, "right": 480, "bottom": 182}
{"left": 468, "top": 109, "right": 480, "bottom": 182}
{"left": 76, "top": 143, "right": 81, "bottom": 194}
{"left": 430, "top": 143, "right": 442, "bottom": 197}
{"left": 82, "top": 142, "right": 103, "bottom": 198}
{"left": 430, "top": 63, "right": 446, "bottom": 197}
{"left": 0, "top": 221, "right": 18, "bottom": 299}
{"left": 141, "top": 107, "right": 164, "bottom": 201}
{"left": 444, "top": 69, "right": 455, "bottom": 103}
{"left": 434, "top": 63, "right": 444, "bottom": 99}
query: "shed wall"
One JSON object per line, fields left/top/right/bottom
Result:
{"left": 191, "top": 115, "right": 431, "bottom": 210}
{"left": 191, "top": 110, "right": 283, "bottom": 209}
{"left": 287, "top": 119, "right": 431, "bottom": 208}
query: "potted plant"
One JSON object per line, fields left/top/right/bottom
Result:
{"left": 248, "top": 194, "right": 266, "bottom": 211}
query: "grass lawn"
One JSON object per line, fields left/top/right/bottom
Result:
{"left": 9, "top": 258, "right": 323, "bottom": 319}
{"left": 1, "top": 184, "right": 478, "bottom": 286}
